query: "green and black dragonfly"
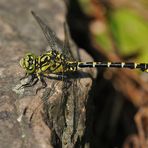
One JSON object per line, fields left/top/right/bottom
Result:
{"left": 19, "top": 11, "right": 148, "bottom": 92}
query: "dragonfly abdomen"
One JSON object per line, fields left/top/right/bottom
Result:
{"left": 77, "top": 62, "right": 148, "bottom": 72}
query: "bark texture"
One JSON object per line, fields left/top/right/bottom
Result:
{"left": 0, "top": 0, "right": 96, "bottom": 148}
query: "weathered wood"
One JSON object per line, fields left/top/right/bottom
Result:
{"left": 0, "top": 0, "right": 96, "bottom": 147}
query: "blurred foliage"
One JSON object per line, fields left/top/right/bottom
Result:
{"left": 79, "top": 0, "right": 148, "bottom": 62}
{"left": 106, "top": 9, "right": 148, "bottom": 62}
{"left": 79, "top": 0, "right": 92, "bottom": 14}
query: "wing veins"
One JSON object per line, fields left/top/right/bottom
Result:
{"left": 31, "top": 11, "right": 63, "bottom": 52}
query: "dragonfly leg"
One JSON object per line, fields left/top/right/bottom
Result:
{"left": 20, "top": 72, "right": 28, "bottom": 80}
{"left": 36, "top": 77, "right": 47, "bottom": 94}
{"left": 19, "top": 74, "right": 38, "bottom": 89}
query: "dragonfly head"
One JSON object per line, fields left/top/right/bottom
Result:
{"left": 20, "top": 53, "right": 36, "bottom": 74}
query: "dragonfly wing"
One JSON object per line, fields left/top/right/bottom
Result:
{"left": 62, "top": 22, "right": 75, "bottom": 61}
{"left": 31, "top": 11, "right": 63, "bottom": 53}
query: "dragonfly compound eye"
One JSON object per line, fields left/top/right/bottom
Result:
{"left": 20, "top": 58, "right": 25, "bottom": 68}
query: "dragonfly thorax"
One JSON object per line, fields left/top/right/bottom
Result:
{"left": 37, "top": 50, "right": 78, "bottom": 74}
{"left": 37, "top": 50, "right": 65, "bottom": 74}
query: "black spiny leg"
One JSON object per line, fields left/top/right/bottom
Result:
{"left": 20, "top": 72, "right": 28, "bottom": 81}
{"left": 19, "top": 74, "right": 38, "bottom": 89}
{"left": 36, "top": 77, "right": 47, "bottom": 94}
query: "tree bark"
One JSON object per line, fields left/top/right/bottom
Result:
{"left": 0, "top": 0, "right": 96, "bottom": 148}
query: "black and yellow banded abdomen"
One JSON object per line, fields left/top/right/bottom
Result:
{"left": 77, "top": 62, "right": 148, "bottom": 72}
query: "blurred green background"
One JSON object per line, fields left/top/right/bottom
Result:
{"left": 79, "top": 0, "right": 148, "bottom": 62}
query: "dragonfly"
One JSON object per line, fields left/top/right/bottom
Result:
{"left": 19, "top": 12, "right": 148, "bottom": 93}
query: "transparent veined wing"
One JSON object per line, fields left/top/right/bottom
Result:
{"left": 62, "top": 22, "right": 75, "bottom": 61}
{"left": 31, "top": 11, "right": 63, "bottom": 53}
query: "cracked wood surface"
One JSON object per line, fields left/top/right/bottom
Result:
{"left": 0, "top": 0, "right": 96, "bottom": 148}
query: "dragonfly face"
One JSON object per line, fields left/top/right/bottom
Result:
{"left": 20, "top": 53, "right": 36, "bottom": 74}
